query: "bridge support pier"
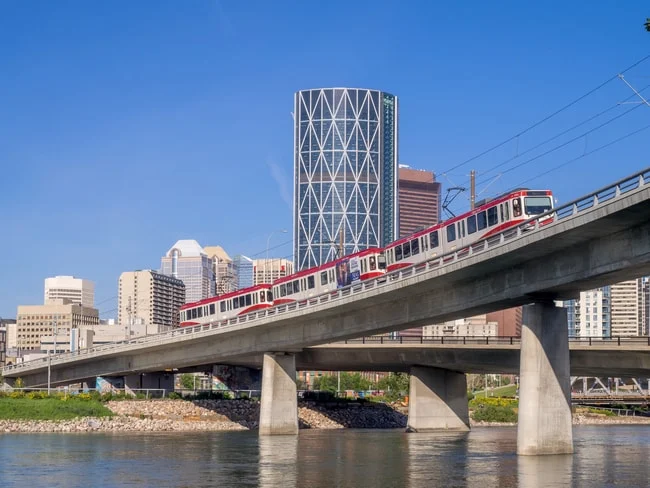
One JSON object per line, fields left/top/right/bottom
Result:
{"left": 259, "top": 353, "right": 298, "bottom": 435}
{"left": 406, "top": 366, "right": 470, "bottom": 432}
{"left": 517, "top": 302, "right": 573, "bottom": 455}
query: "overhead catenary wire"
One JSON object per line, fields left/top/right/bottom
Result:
{"left": 439, "top": 53, "right": 650, "bottom": 176}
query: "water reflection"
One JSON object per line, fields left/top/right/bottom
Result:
{"left": 2, "top": 426, "right": 650, "bottom": 487}
{"left": 259, "top": 435, "right": 298, "bottom": 488}
{"left": 518, "top": 455, "right": 573, "bottom": 488}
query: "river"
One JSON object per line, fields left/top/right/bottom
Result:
{"left": 1, "top": 426, "right": 649, "bottom": 487}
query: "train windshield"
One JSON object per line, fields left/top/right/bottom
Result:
{"left": 524, "top": 196, "right": 552, "bottom": 215}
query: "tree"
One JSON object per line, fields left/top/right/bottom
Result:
{"left": 646, "top": 18, "right": 650, "bottom": 32}
{"left": 179, "top": 373, "right": 197, "bottom": 390}
{"left": 377, "top": 373, "right": 409, "bottom": 394}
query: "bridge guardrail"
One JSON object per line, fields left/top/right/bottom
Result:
{"left": 3, "top": 167, "right": 649, "bottom": 375}
{"left": 336, "top": 336, "right": 650, "bottom": 346}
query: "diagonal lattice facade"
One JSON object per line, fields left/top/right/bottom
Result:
{"left": 293, "top": 88, "right": 398, "bottom": 270}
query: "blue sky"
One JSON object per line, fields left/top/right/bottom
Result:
{"left": 1, "top": 1, "right": 649, "bottom": 318}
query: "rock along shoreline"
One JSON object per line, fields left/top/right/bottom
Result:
{"left": 2, "top": 400, "right": 649, "bottom": 434}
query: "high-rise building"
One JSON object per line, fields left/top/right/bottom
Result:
{"left": 253, "top": 258, "right": 294, "bottom": 285}
{"left": 423, "top": 315, "right": 498, "bottom": 337}
{"left": 204, "top": 246, "right": 236, "bottom": 295}
{"left": 232, "top": 255, "right": 254, "bottom": 290}
{"left": 397, "top": 166, "right": 441, "bottom": 238}
{"left": 161, "top": 240, "right": 215, "bottom": 303}
{"left": 565, "top": 287, "right": 611, "bottom": 338}
{"left": 487, "top": 307, "right": 523, "bottom": 337}
{"left": 642, "top": 278, "right": 649, "bottom": 336}
{"left": 118, "top": 270, "right": 185, "bottom": 335}
{"left": 610, "top": 279, "right": 644, "bottom": 337}
{"left": 294, "top": 88, "right": 399, "bottom": 270}
{"left": 44, "top": 276, "right": 95, "bottom": 308}
{"left": 13, "top": 300, "right": 99, "bottom": 353}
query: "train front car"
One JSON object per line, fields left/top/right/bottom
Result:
{"left": 385, "top": 188, "right": 554, "bottom": 272}
{"left": 179, "top": 284, "right": 273, "bottom": 327}
{"left": 272, "top": 248, "right": 386, "bottom": 306}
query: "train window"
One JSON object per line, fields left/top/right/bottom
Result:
{"left": 504, "top": 201, "right": 510, "bottom": 221}
{"left": 411, "top": 238, "right": 419, "bottom": 255}
{"left": 280, "top": 284, "right": 287, "bottom": 297}
{"left": 221, "top": 302, "right": 226, "bottom": 313}
{"left": 307, "top": 275, "right": 315, "bottom": 289}
{"left": 487, "top": 207, "right": 498, "bottom": 226}
{"left": 260, "top": 291, "right": 266, "bottom": 303}
{"left": 403, "top": 241, "right": 411, "bottom": 258}
{"left": 245, "top": 294, "right": 252, "bottom": 306}
{"left": 233, "top": 298, "right": 239, "bottom": 309}
{"left": 329, "top": 269, "right": 335, "bottom": 283}
{"left": 267, "top": 291, "right": 273, "bottom": 302}
{"left": 209, "top": 304, "right": 215, "bottom": 315}
{"left": 293, "top": 280, "right": 300, "bottom": 293}
{"left": 197, "top": 308, "right": 203, "bottom": 318}
{"left": 447, "top": 225, "right": 456, "bottom": 242}
{"left": 513, "top": 198, "right": 522, "bottom": 217}
{"left": 395, "top": 244, "right": 403, "bottom": 261}
{"left": 477, "top": 211, "right": 487, "bottom": 230}
{"left": 253, "top": 294, "right": 257, "bottom": 305}
{"left": 369, "top": 255, "right": 377, "bottom": 270}
{"left": 500, "top": 204, "right": 504, "bottom": 222}
{"left": 467, "top": 215, "right": 477, "bottom": 234}
{"left": 430, "top": 231, "right": 439, "bottom": 248}
{"left": 321, "top": 271, "right": 328, "bottom": 285}
{"left": 422, "top": 236, "right": 428, "bottom": 251}
{"left": 361, "top": 259, "right": 367, "bottom": 273}
{"left": 459, "top": 221, "right": 465, "bottom": 238}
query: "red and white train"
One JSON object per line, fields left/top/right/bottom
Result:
{"left": 179, "top": 188, "right": 553, "bottom": 327}
{"left": 384, "top": 189, "right": 553, "bottom": 272}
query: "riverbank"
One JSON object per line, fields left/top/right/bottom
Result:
{"left": 1, "top": 399, "right": 649, "bottom": 433}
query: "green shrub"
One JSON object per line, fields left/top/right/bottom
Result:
{"left": 472, "top": 405, "right": 517, "bottom": 423}
{"left": 25, "top": 391, "right": 47, "bottom": 400}
{"left": 168, "top": 392, "right": 182, "bottom": 400}
{"left": 9, "top": 391, "right": 25, "bottom": 399}
{"left": 467, "top": 391, "right": 475, "bottom": 401}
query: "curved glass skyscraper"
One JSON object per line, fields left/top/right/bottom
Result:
{"left": 293, "top": 88, "right": 398, "bottom": 270}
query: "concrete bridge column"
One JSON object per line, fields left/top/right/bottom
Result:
{"left": 406, "top": 366, "right": 470, "bottom": 432}
{"left": 517, "top": 302, "right": 573, "bottom": 455}
{"left": 259, "top": 353, "right": 298, "bottom": 435}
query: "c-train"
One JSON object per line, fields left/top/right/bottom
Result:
{"left": 180, "top": 188, "right": 553, "bottom": 327}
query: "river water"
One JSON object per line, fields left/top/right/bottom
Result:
{"left": 1, "top": 426, "right": 649, "bottom": 487}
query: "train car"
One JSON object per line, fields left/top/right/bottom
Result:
{"left": 272, "top": 248, "right": 386, "bottom": 306}
{"left": 179, "top": 284, "right": 273, "bottom": 327}
{"left": 385, "top": 189, "right": 553, "bottom": 272}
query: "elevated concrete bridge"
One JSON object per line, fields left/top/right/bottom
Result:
{"left": 3, "top": 167, "right": 650, "bottom": 455}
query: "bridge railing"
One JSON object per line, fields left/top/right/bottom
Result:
{"left": 336, "top": 336, "right": 650, "bottom": 346}
{"left": 3, "top": 167, "right": 649, "bottom": 375}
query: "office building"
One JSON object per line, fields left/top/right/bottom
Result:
{"left": 397, "top": 166, "right": 441, "bottom": 238}
{"left": 565, "top": 287, "right": 611, "bottom": 338}
{"left": 233, "top": 255, "right": 254, "bottom": 290}
{"left": 118, "top": 270, "right": 185, "bottom": 335}
{"left": 161, "top": 240, "right": 215, "bottom": 303}
{"left": 253, "top": 258, "right": 294, "bottom": 285}
{"left": 423, "top": 315, "right": 498, "bottom": 338}
{"left": 44, "top": 275, "right": 94, "bottom": 307}
{"left": 610, "top": 279, "right": 644, "bottom": 337}
{"left": 204, "top": 246, "right": 236, "bottom": 295}
{"left": 0, "top": 323, "right": 6, "bottom": 367}
{"left": 487, "top": 307, "right": 523, "bottom": 337}
{"left": 294, "top": 88, "right": 399, "bottom": 270}
{"left": 12, "top": 300, "right": 99, "bottom": 353}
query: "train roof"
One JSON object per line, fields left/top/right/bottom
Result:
{"left": 180, "top": 284, "right": 272, "bottom": 310}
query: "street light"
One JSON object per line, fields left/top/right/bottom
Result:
{"left": 265, "top": 229, "right": 288, "bottom": 283}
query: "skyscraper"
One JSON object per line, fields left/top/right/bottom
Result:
{"left": 397, "top": 166, "right": 441, "bottom": 238}
{"left": 44, "top": 276, "right": 95, "bottom": 308}
{"left": 232, "top": 255, "right": 254, "bottom": 290}
{"left": 118, "top": 270, "right": 185, "bottom": 334}
{"left": 294, "top": 88, "right": 398, "bottom": 270}
{"left": 161, "top": 240, "right": 215, "bottom": 303}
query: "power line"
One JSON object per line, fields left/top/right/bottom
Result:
{"left": 475, "top": 101, "right": 645, "bottom": 185}
{"left": 476, "top": 83, "right": 650, "bottom": 184}
{"left": 440, "top": 53, "right": 650, "bottom": 175}
{"left": 508, "top": 122, "right": 650, "bottom": 189}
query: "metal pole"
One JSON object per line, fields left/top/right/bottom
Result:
{"left": 470, "top": 170, "right": 476, "bottom": 210}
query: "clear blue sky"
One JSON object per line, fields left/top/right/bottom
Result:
{"left": 1, "top": 1, "right": 648, "bottom": 318}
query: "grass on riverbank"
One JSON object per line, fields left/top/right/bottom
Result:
{"left": 0, "top": 397, "right": 114, "bottom": 420}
